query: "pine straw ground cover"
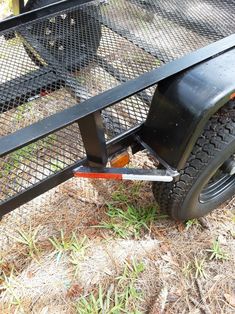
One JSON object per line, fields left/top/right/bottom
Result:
{"left": 0, "top": 151, "right": 234, "bottom": 314}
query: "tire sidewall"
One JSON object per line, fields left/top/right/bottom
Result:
{"left": 176, "top": 138, "right": 235, "bottom": 220}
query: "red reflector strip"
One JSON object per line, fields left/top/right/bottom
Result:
{"left": 74, "top": 172, "right": 123, "bottom": 180}
{"left": 74, "top": 166, "right": 176, "bottom": 182}
{"left": 74, "top": 171, "right": 173, "bottom": 182}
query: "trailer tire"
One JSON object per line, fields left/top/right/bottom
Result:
{"left": 152, "top": 100, "right": 235, "bottom": 221}
{"left": 24, "top": 0, "right": 101, "bottom": 71}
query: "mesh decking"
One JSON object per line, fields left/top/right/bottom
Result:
{"left": 0, "top": 0, "right": 234, "bottom": 209}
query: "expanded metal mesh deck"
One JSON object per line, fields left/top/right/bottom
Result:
{"left": 0, "top": 0, "right": 234, "bottom": 209}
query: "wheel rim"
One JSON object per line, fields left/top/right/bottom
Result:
{"left": 199, "top": 154, "right": 235, "bottom": 204}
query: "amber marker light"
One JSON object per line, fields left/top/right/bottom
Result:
{"left": 110, "top": 151, "right": 130, "bottom": 168}
{"left": 230, "top": 92, "right": 235, "bottom": 100}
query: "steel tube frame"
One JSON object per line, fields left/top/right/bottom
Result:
{"left": 0, "top": 0, "right": 93, "bottom": 32}
{"left": 0, "top": 34, "right": 235, "bottom": 158}
{"left": 0, "top": 125, "right": 141, "bottom": 216}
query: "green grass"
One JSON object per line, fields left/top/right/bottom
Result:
{"left": 182, "top": 257, "right": 207, "bottom": 279}
{"left": 69, "top": 235, "right": 89, "bottom": 277}
{"left": 1, "top": 134, "right": 57, "bottom": 178}
{"left": 49, "top": 230, "right": 73, "bottom": 263}
{"left": 194, "top": 257, "right": 207, "bottom": 279}
{"left": 0, "top": 270, "right": 24, "bottom": 312}
{"left": 15, "top": 102, "right": 33, "bottom": 122}
{"left": 50, "top": 159, "right": 65, "bottom": 173}
{"left": 98, "top": 182, "right": 167, "bottom": 239}
{"left": 185, "top": 218, "right": 200, "bottom": 230}
{"left": 100, "top": 203, "right": 164, "bottom": 239}
{"left": 75, "top": 259, "right": 144, "bottom": 314}
{"left": 182, "top": 261, "right": 192, "bottom": 278}
{"left": 111, "top": 182, "right": 142, "bottom": 203}
{"left": 10, "top": 226, "right": 40, "bottom": 259}
{"left": 207, "top": 239, "right": 229, "bottom": 261}
{"left": 2, "top": 144, "right": 37, "bottom": 177}
{"left": 49, "top": 231, "right": 88, "bottom": 265}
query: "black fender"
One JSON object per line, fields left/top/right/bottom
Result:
{"left": 141, "top": 48, "right": 235, "bottom": 170}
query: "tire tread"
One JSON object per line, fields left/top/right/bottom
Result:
{"left": 153, "top": 101, "right": 235, "bottom": 220}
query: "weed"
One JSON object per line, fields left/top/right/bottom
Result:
{"left": 50, "top": 159, "right": 65, "bottom": 173}
{"left": 182, "top": 261, "right": 192, "bottom": 278}
{"left": 117, "top": 259, "right": 144, "bottom": 283}
{"left": 154, "top": 59, "right": 161, "bottom": 67}
{"left": 1, "top": 270, "right": 23, "bottom": 312}
{"left": 11, "top": 227, "right": 40, "bottom": 259}
{"left": 185, "top": 218, "right": 200, "bottom": 230}
{"left": 100, "top": 203, "right": 162, "bottom": 239}
{"left": 75, "top": 259, "right": 144, "bottom": 313}
{"left": 69, "top": 236, "right": 88, "bottom": 277}
{"left": 15, "top": 102, "right": 33, "bottom": 122}
{"left": 111, "top": 187, "right": 129, "bottom": 203}
{"left": 111, "top": 182, "right": 142, "bottom": 203}
{"left": 193, "top": 257, "right": 207, "bottom": 279}
{"left": 50, "top": 232, "right": 88, "bottom": 266}
{"left": 49, "top": 230, "right": 72, "bottom": 264}
{"left": 3, "top": 144, "right": 37, "bottom": 176}
{"left": 2, "top": 133, "right": 57, "bottom": 178}
{"left": 207, "top": 239, "right": 229, "bottom": 261}
{"left": 76, "top": 285, "right": 115, "bottom": 314}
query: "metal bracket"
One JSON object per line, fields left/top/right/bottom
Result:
{"left": 134, "top": 135, "right": 179, "bottom": 177}
{"left": 78, "top": 112, "right": 108, "bottom": 167}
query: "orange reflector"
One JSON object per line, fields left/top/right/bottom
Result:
{"left": 110, "top": 151, "right": 130, "bottom": 168}
{"left": 230, "top": 92, "right": 235, "bottom": 100}
{"left": 74, "top": 172, "right": 122, "bottom": 180}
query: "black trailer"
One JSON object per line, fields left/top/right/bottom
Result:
{"left": 0, "top": 0, "right": 234, "bottom": 221}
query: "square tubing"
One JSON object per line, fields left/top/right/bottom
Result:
{"left": 12, "top": 0, "right": 25, "bottom": 15}
{"left": 78, "top": 112, "right": 108, "bottom": 167}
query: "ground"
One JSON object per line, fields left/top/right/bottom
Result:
{"left": 0, "top": 2, "right": 235, "bottom": 313}
{"left": 0, "top": 151, "right": 234, "bottom": 313}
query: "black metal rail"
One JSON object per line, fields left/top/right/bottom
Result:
{"left": 0, "top": 68, "right": 60, "bottom": 113}
{"left": 0, "top": 124, "right": 141, "bottom": 216}
{"left": 0, "top": 0, "right": 93, "bottom": 32}
{"left": 1, "top": 34, "right": 234, "bottom": 158}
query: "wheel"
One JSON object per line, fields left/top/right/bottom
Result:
{"left": 24, "top": 0, "right": 101, "bottom": 71}
{"left": 153, "top": 100, "right": 235, "bottom": 221}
